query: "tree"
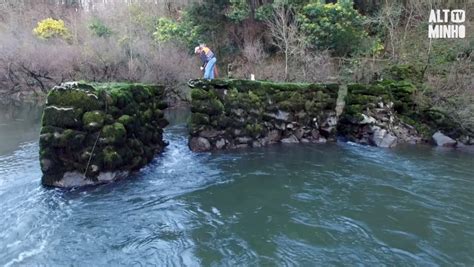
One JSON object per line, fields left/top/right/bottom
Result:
{"left": 299, "top": 1, "right": 367, "bottom": 56}
{"left": 266, "top": 3, "right": 301, "bottom": 81}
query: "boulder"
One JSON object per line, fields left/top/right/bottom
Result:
{"left": 265, "top": 110, "right": 291, "bottom": 122}
{"left": 267, "top": 130, "right": 282, "bottom": 143}
{"left": 215, "top": 138, "right": 226, "bottom": 149}
{"left": 369, "top": 126, "right": 397, "bottom": 148}
{"left": 189, "top": 137, "right": 211, "bottom": 152}
{"left": 199, "top": 129, "right": 221, "bottom": 139}
{"left": 432, "top": 131, "right": 457, "bottom": 147}
{"left": 359, "top": 114, "right": 377, "bottom": 125}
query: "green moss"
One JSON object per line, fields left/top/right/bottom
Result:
{"left": 123, "top": 103, "right": 139, "bottom": 116}
{"left": 191, "top": 98, "right": 224, "bottom": 115}
{"left": 82, "top": 111, "right": 105, "bottom": 131}
{"left": 102, "top": 146, "right": 123, "bottom": 169}
{"left": 191, "top": 88, "right": 210, "bottom": 100}
{"left": 190, "top": 113, "right": 210, "bottom": 126}
{"left": 142, "top": 109, "right": 153, "bottom": 121}
{"left": 59, "top": 129, "right": 86, "bottom": 148}
{"left": 40, "top": 82, "right": 170, "bottom": 185}
{"left": 248, "top": 91, "right": 261, "bottom": 104}
{"left": 42, "top": 106, "right": 83, "bottom": 128}
{"left": 102, "top": 122, "right": 127, "bottom": 144}
{"left": 117, "top": 115, "right": 133, "bottom": 126}
{"left": 47, "top": 87, "right": 102, "bottom": 111}
{"left": 245, "top": 123, "right": 264, "bottom": 138}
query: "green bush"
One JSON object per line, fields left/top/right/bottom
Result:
{"left": 89, "top": 18, "right": 112, "bottom": 37}
{"left": 226, "top": 0, "right": 250, "bottom": 22}
{"left": 299, "top": 1, "right": 367, "bottom": 56}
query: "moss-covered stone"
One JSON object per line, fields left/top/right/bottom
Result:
{"left": 83, "top": 111, "right": 105, "bottom": 131}
{"left": 190, "top": 112, "right": 210, "bottom": 126}
{"left": 102, "top": 122, "right": 127, "bottom": 144}
{"left": 245, "top": 123, "right": 265, "bottom": 138}
{"left": 102, "top": 146, "right": 123, "bottom": 169}
{"left": 39, "top": 82, "right": 169, "bottom": 187}
{"left": 188, "top": 79, "right": 339, "bottom": 151}
{"left": 42, "top": 106, "right": 83, "bottom": 128}
{"left": 117, "top": 115, "right": 133, "bottom": 127}
{"left": 47, "top": 83, "right": 102, "bottom": 111}
{"left": 191, "top": 88, "right": 210, "bottom": 100}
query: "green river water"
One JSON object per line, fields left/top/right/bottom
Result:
{"left": 0, "top": 101, "right": 473, "bottom": 266}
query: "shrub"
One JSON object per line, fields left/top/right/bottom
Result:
{"left": 89, "top": 19, "right": 112, "bottom": 37}
{"left": 33, "top": 18, "right": 71, "bottom": 40}
{"left": 299, "top": 1, "right": 367, "bottom": 56}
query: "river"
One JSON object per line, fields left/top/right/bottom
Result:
{"left": 0, "top": 102, "right": 473, "bottom": 266}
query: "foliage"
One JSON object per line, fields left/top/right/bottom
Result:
{"left": 153, "top": 16, "right": 198, "bottom": 49}
{"left": 33, "top": 18, "right": 71, "bottom": 40}
{"left": 226, "top": 0, "right": 251, "bottom": 22}
{"left": 255, "top": 4, "right": 274, "bottom": 21}
{"left": 299, "top": 1, "right": 367, "bottom": 56}
{"left": 153, "top": 18, "right": 182, "bottom": 42}
{"left": 89, "top": 18, "right": 112, "bottom": 37}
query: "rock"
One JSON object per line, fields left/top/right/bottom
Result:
{"left": 432, "top": 131, "right": 457, "bottom": 147}
{"left": 40, "top": 159, "right": 52, "bottom": 172}
{"left": 321, "top": 115, "right": 338, "bottom": 135}
{"left": 215, "top": 138, "right": 226, "bottom": 149}
{"left": 235, "top": 144, "right": 249, "bottom": 149}
{"left": 294, "top": 128, "right": 305, "bottom": 140}
{"left": 236, "top": 136, "right": 252, "bottom": 144}
{"left": 117, "top": 115, "right": 133, "bottom": 127}
{"left": 359, "top": 114, "right": 377, "bottom": 124}
{"left": 265, "top": 110, "right": 291, "bottom": 122}
{"left": 379, "top": 133, "right": 397, "bottom": 148}
{"left": 189, "top": 137, "right": 211, "bottom": 152}
{"left": 42, "top": 106, "right": 83, "bottom": 128}
{"left": 252, "top": 141, "right": 262, "bottom": 148}
{"left": 232, "top": 129, "right": 243, "bottom": 137}
{"left": 187, "top": 79, "right": 340, "bottom": 150}
{"left": 322, "top": 115, "right": 338, "bottom": 128}
{"left": 311, "top": 129, "right": 320, "bottom": 139}
{"left": 102, "top": 122, "right": 127, "bottom": 144}
{"left": 40, "top": 82, "right": 168, "bottom": 187}
{"left": 275, "top": 122, "right": 286, "bottom": 130}
{"left": 281, "top": 135, "right": 299, "bottom": 143}
{"left": 267, "top": 130, "right": 281, "bottom": 143}
{"left": 316, "top": 137, "right": 327, "bottom": 143}
{"left": 199, "top": 129, "right": 220, "bottom": 139}
{"left": 231, "top": 108, "right": 245, "bottom": 117}
{"left": 83, "top": 110, "right": 105, "bottom": 131}
{"left": 50, "top": 171, "right": 129, "bottom": 188}
{"left": 370, "top": 127, "right": 397, "bottom": 148}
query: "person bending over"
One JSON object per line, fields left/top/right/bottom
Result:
{"left": 195, "top": 44, "right": 217, "bottom": 80}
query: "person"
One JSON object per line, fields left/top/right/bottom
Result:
{"left": 195, "top": 44, "right": 217, "bottom": 80}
